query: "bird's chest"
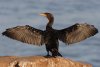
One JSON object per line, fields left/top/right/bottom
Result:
{"left": 45, "top": 30, "right": 58, "bottom": 44}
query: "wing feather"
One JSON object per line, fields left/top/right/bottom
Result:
{"left": 58, "top": 23, "right": 98, "bottom": 44}
{"left": 2, "top": 25, "right": 45, "bottom": 46}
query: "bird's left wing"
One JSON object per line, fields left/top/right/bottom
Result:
{"left": 2, "top": 25, "right": 45, "bottom": 46}
{"left": 57, "top": 23, "right": 98, "bottom": 44}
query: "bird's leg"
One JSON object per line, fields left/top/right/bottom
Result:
{"left": 46, "top": 50, "right": 51, "bottom": 56}
{"left": 45, "top": 44, "right": 51, "bottom": 56}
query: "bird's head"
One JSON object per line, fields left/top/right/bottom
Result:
{"left": 40, "top": 12, "right": 54, "bottom": 22}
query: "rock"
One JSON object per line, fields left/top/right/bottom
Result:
{"left": 0, "top": 56, "right": 92, "bottom": 67}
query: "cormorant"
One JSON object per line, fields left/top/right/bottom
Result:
{"left": 2, "top": 12, "right": 98, "bottom": 57}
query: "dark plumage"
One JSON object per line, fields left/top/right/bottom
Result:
{"left": 2, "top": 12, "right": 98, "bottom": 57}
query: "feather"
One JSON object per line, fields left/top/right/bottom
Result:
{"left": 2, "top": 25, "right": 45, "bottom": 46}
{"left": 58, "top": 23, "right": 98, "bottom": 44}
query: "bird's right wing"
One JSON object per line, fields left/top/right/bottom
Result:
{"left": 2, "top": 25, "right": 45, "bottom": 46}
{"left": 57, "top": 23, "right": 98, "bottom": 44}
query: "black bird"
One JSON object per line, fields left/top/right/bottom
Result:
{"left": 2, "top": 12, "right": 98, "bottom": 57}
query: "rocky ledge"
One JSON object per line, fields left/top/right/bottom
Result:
{"left": 0, "top": 56, "right": 92, "bottom": 67}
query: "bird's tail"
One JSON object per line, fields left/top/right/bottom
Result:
{"left": 51, "top": 48, "right": 62, "bottom": 57}
{"left": 57, "top": 52, "right": 62, "bottom": 57}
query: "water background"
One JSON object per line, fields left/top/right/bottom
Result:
{"left": 0, "top": 0, "right": 100, "bottom": 67}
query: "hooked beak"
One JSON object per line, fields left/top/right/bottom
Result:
{"left": 40, "top": 13, "right": 46, "bottom": 16}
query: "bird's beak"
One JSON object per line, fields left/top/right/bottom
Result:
{"left": 40, "top": 13, "right": 46, "bottom": 16}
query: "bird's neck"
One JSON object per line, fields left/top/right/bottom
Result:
{"left": 46, "top": 17, "right": 54, "bottom": 30}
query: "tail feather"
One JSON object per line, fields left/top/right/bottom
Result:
{"left": 58, "top": 52, "right": 62, "bottom": 57}
{"left": 51, "top": 48, "right": 62, "bottom": 57}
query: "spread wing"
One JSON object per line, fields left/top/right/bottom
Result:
{"left": 2, "top": 25, "right": 45, "bottom": 46}
{"left": 58, "top": 23, "right": 98, "bottom": 44}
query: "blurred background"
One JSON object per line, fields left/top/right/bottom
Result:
{"left": 0, "top": 0, "right": 100, "bottom": 67}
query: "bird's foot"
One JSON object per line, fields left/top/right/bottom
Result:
{"left": 44, "top": 54, "right": 52, "bottom": 58}
{"left": 46, "top": 54, "right": 51, "bottom": 57}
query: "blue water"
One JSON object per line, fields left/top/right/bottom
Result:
{"left": 0, "top": 0, "right": 100, "bottom": 67}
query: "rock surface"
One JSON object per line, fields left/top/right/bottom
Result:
{"left": 0, "top": 56, "right": 92, "bottom": 67}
